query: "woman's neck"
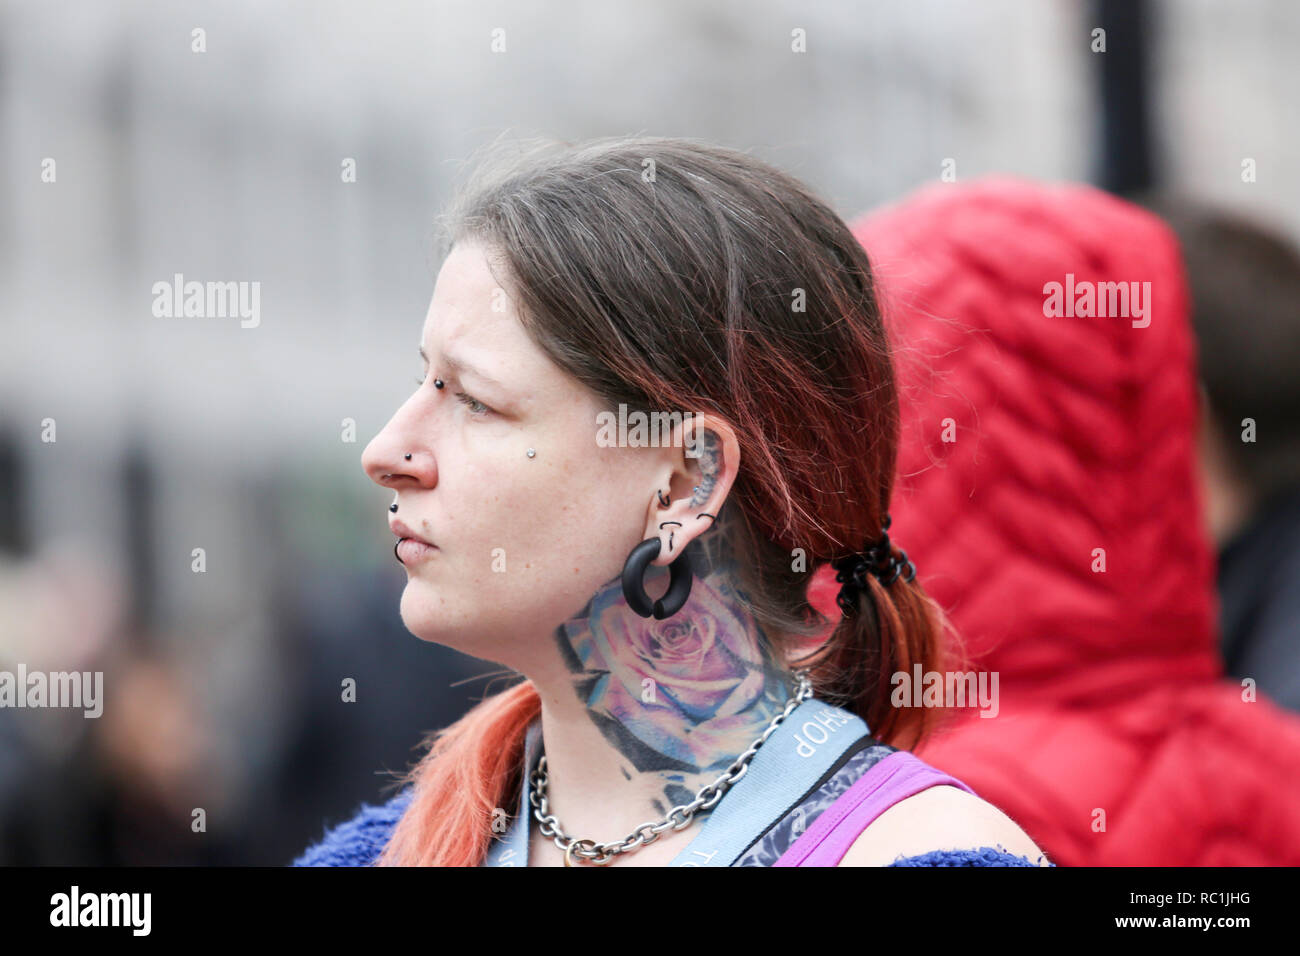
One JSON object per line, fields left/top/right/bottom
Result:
{"left": 523, "top": 553, "right": 796, "bottom": 861}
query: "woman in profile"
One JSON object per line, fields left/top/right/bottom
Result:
{"left": 294, "top": 135, "right": 1050, "bottom": 867}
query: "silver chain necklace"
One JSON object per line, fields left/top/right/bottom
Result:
{"left": 528, "top": 667, "right": 814, "bottom": 866}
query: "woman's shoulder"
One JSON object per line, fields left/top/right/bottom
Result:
{"left": 839, "top": 782, "right": 1052, "bottom": 867}
{"left": 291, "top": 788, "right": 413, "bottom": 867}
{"left": 734, "top": 739, "right": 1052, "bottom": 867}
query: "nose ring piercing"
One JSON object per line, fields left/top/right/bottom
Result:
{"left": 390, "top": 501, "right": 398, "bottom": 513}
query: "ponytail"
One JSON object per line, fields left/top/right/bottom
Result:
{"left": 796, "top": 565, "right": 966, "bottom": 754}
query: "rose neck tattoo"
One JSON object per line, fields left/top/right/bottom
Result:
{"left": 552, "top": 543, "right": 792, "bottom": 819}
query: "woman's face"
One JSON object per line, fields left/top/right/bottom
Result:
{"left": 361, "top": 241, "right": 690, "bottom": 665}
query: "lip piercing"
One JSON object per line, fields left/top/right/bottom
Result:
{"left": 405, "top": 453, "right": 412, "bottom": 460}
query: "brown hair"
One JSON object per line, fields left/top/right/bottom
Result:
{"left": 1148, "top": 198, "right": 1300, "bottom": 501}
{"left": 377, "top": 135, "right": 961, "bottom": 866}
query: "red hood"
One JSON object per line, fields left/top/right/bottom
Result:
{"left": 847, "top": 177, "right": 1221, "bottom": 705}
{"left": 807, "top": 179, "right": 1300, "bottom": 866}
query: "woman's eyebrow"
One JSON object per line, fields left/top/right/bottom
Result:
{"left": 418, "top": 345, "right": 505, "bottom": 388}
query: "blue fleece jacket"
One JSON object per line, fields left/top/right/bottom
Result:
{"left": 291, "top": 789, "right": 1050, "bottom": 867}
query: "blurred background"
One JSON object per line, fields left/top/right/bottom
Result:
{"left": 1, "top": 0, "right": 1297, "bottom": 864}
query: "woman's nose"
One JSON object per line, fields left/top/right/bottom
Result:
{"left": 362, "top": 422, "right": 435, "bottom": 490}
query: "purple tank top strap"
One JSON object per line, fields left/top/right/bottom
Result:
{"left": 771, "top": 750, "right": 975, "bottom": 867}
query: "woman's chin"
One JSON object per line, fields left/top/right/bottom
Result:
{"left": 398, "top": 588, "right": 451, "bottom": 640}
{"left": 398, "top": 593, "right": 482, "bottom": 651}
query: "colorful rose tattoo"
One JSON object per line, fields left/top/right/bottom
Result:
{"left": 554, "top": 551, "right": 789, "bottom": 811}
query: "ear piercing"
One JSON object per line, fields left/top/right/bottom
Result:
{"left": 659, "top": 521, "right": 682, "bottom": 552}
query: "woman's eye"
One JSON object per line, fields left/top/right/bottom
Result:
{"left": 415, "top": 374, "right": 491, "bottom": 417}
{"left": 455, "top": 392, "right": 491, "bottom": 416}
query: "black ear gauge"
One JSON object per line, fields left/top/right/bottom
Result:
{"left": 622, "top": 537, "right": 693, "bottom": 619}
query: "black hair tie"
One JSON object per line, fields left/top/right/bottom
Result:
{"left": 829, "top": 514, "right": 917, "bottom": 616}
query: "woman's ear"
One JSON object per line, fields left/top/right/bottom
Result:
{"left": 643, "top": 413, "right": 739, "bottom": 565}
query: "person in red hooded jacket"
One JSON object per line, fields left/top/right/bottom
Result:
{"left": 806, "top": 178, "right": 1300, "bottom": 866}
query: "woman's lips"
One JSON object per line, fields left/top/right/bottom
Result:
{"left": 394, "top": 537, "right": 438, "bottom": 565}
{"left": 389, "top": 517, "right": 437, "bottom": 565}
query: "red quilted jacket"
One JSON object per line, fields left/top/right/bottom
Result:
{"left": 809, "top": 178, "right": 1300, "bottom": 866}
